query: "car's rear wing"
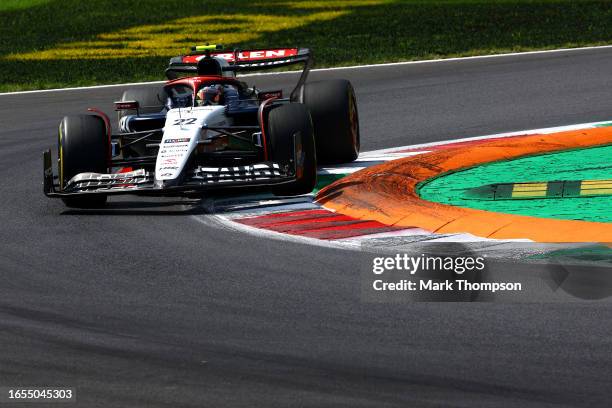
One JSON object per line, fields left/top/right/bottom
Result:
{"left": 165, "top": 46, "right": 313, "bottom": 101}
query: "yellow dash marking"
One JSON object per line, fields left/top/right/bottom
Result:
{"left": 511, "top": 182, "right": 548, "bottom": 198}
{"left": 581, "top": 180, "right": 612, "bottom": 185}
{"left": 579, "top": 179, "right": 612, "bottom": 196}
{"left": 581, "top": 189, "right": 612, "bottom": 195}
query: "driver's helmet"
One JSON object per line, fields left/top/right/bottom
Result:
{"left": 196, "top": 84, "right": 223, "bottom": 106}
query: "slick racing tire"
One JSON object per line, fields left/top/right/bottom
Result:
{"left": 267, "top": 103, "right": 317, "bottom": 196}
{"left": 58, "top": 115, "right": 109, "bottom": 208}
{"left": 301, "top": 79, "right": 360, "bottom": 164}
{"left": 118, "top": 87, "right": 167, "bottom": 129}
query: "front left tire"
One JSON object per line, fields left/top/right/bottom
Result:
{"left": 58, "top": 114, "right": 109, "bottom": 208}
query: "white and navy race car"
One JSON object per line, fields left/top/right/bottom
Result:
{"left": 43, "top": 45, "right": 360, "bottom": 208}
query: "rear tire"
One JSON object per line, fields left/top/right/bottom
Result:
{"left": 118, "top": 87, "right": 167, "bottom": 128}
{"left": 301, "top": 79, "right": 360, "bottom": 164}
{"left": 267, "top": 104, "right": 317, "bottom": 196}
{"left": 58, "top": 115, "right": 109, "bottom": 208}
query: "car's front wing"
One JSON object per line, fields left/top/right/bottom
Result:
{"left": 43, "top": 149, "right": 297, "bottom": 198}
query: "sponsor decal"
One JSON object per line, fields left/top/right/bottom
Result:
{"left": 240, "top": 59, "right": 292, "bottom": 68}
{"left": 163, "top": 144, "right": 190, "bottom": 148}
{"left": 64, "top": 170, "right": 150, "bottom": 190}
{"left": 118, "top": 116, "right": 131, "bottom": 133}
{"left": 182, "top": 48, "right": 298, "bottom": 63}
{"left": 160, "top": 149, "right": 188, "bottom": 154}
{"left": 164, "top": 138, "right": 191, "bottom": 144}
{"left": 160, "top": 166, "right": 179, "bottom": 170}
{"left": 192, "top": 163, "right": 283, "bottom": 183}
{"left": 160, "top": 173, "right": 174, "bottom": 177}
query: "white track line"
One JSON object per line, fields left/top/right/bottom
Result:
{"left": 191, "top": 212, "right": 361, "bottom": 251}
{"left": 3, "top": 44, "right": 612, "bottom": 96}
{"left": 363, "top": 120, "right": 612, "bottom": 155}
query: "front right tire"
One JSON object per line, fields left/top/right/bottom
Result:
{"left": 267, "top": 103, "right": 317, "bottom": 196}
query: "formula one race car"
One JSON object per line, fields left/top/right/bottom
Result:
{"left": 43, "top": 45, "right": 360, "bottom": 208}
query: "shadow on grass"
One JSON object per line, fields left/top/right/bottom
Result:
{"left": 0, "top": 0, "right": 329, "bottom": 57}
{"left": 1, "top": 0, "right": 612, "bottom": 91}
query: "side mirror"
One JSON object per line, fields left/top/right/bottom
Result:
{"left": 114, "top": 100, "right": 139, "bottom": 111}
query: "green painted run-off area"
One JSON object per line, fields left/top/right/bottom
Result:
{"left": 418, "top": 145, "right": 612, "bottom": 223}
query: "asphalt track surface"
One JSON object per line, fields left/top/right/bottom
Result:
{"left": 2, "top": 48, "right": 612, "bottom": 407}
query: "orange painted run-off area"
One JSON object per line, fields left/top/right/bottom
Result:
{"left": 316, "top": 128, "right": 612, "bottom": 242}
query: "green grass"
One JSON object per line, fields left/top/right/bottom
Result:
{"left": 1, "top": 0, "right": 612, "bottom": 92}
{"left": 418, "top": 145, "right": 612, "bottom": 223}
{"left": 0, "top": 0, "right": 52, "bottom": 12}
